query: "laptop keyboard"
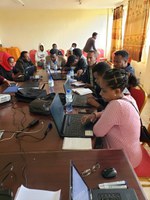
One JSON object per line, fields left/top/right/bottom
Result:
{"left": 51, "top": 73, "right": 66, "bottom": 80}
{"left": 72, "top": 95, "right": 90, "bottom": 107}
{"left": 98, "top": 192, "right": 121, "bottom": 200}
{"left": 63, "top": 115, "right": 86, "bottom": 137}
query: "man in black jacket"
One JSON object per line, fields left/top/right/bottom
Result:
{"left": 14, "top": 51, "right": 36, "bottom": 80}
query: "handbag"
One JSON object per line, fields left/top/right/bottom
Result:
{"left": 122, "top": 98, "right": 150, "bottom": 143}
{"left": 140, "top": 123, "right": 150, "bottom": 142}
{"left": 29, "top": 93, "right": 55, "bottom": 115}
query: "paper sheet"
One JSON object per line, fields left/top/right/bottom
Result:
{"left": 62, "top": 137, "right": 92, "bottom": 150}
{"left": 72, "top": 88, "right": 92, "bottom": 95}
{"left": 14, "top": 185, "right": 61, "bottom": 200}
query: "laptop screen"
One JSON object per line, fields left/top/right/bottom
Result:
{"left": 71, "top": 162, "right": 89, "bottom": 200}
{"left": 63, "top": 79, "right": 72, "bottom": 93}
{"left": 50, "top": 94, "right": 65, "bottom": 134}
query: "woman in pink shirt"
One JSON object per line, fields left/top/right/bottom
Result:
{"left": 82, "top": 68, "right": 150, "bottom": 176}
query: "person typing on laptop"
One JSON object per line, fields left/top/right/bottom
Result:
{"left": 81, "top": 68, "right": 150, "bottom": 176}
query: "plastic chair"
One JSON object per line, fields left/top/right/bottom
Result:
{"left": 129, "top": 85, "right": 147, "bottom": 114}
{"left": 59, "top": 49, "right": 65, "bottom": 56}
{"left": 7, "top": 47, "right": 21, "bottom": 61}
{"left": 29, "top": 49, "right": 37, "bottom": 64}
{"left": 97, "top": 49, "right": 107, "bottom": 62}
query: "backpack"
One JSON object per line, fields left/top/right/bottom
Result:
{"left": 15, "top": 88, "right": 47, "bottom": 102}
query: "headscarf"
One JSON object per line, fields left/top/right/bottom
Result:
{"left": 0, "top": 52, "right": 14, "bottom": 71}
{"left": 38, "top": 43, "right": 44, "bottom": 51}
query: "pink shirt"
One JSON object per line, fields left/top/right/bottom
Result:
{"left": 93, "top": 95, "right": 142, "bottom": 168}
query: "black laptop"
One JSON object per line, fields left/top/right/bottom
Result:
{"left": 70, "top": 161, "right": 139, "bottom": 200}
{"left": 63, "top": 79, "right": 91, "bottom": 108}
{"left": 51, "top": 72, "right": 66, "bottom": 80}
{"left": 50, "top": 94, "right": 93, "bottom": 137}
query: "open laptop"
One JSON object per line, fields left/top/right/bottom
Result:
{"left": 70, "top": 161, "right": 139, "bottom": 200}
{"left": 63, "top": 79, "right": 91, "bottom": 108}
{"left": 50, "top": 94, "right": 93, "bottom": 138}
{"left": 51, "top": 72, "right": 66, "bottom": 80}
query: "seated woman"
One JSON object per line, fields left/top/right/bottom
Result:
{"left": 81, "top": 68, "right": 150, "bottom": 176}
{"left": 0, "top": 52, "right": 15, "bottom": 81}
{"left": 35, "top": 43, "right": 48, "bottom": 68}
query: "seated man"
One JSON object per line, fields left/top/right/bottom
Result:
{"left": 14, "top": 51, "right": 36, "bottom": 81}
{"left": 113, "top": 50, "right": 135, "bottom": 75}
{"left": 46, "top": 49, "right": 66, "bottom": 70}
{"left": 35, "top": 43, "right": 48, "bottom": 68}
{"left": 63, "top": 55, "right": 78, "bottom": 72}
{"left": 73, "top": 48, "right": 87, "bottom": 77}
{"left": 78, "top": 50, "right": 97, "bottom": 88}
{"left": 51, "top": 43, "right": 63, "bottom": 56}
{"left": 88, "top": 62, "right": 110, "bottom": 111}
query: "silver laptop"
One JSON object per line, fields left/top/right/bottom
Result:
{"left": 50, "top": 94, "right": 93, "bottom": 138}
{"left": 70, "top": 161, "right": 139, "bottom": 200}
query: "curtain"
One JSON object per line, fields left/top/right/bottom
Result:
{"left": 110, "top": 5, "right": 123, "bottom": 60}
{"left": 123, "top": 0, "right": 150, "bottom": 61}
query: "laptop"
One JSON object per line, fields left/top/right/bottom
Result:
{"left": 50, "top": 94, "right": 94, "bottom": 138}
{"left": 70, "top": 161, "right": 139, "bottom": 200}
{"left": 63, "top": 79, "right": 91, "bottom": 108}
{"left": 19, "top": 80, "right": 39, "bottom": 89}
{"left": 51, "top": 72, "right": 66, "bottom": 80}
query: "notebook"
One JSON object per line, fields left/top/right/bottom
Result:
{"left": 70, "top": 162, "right": 139, "bottom": 200}
{"left": 50, "top": 94, "right": 93, "bottom": 138}
{"left": 63, "top": 79, "right": 91, "bottom": 108}
{"left": 3, "top": 85, "right": 19, "bottom": 93}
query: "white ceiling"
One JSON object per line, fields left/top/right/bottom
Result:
{"left": 0, "top": 0, "right": 124, "bottom": 9}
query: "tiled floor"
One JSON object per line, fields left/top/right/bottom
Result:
{"left": 139, "top": 97, "right": 150, "bottom": 200}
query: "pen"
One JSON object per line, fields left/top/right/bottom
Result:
{"left": 99, "top": 185, "right": 127, "bottom": 189}
{"left": 99, "top": 180, "right": 127, "bottom": 186}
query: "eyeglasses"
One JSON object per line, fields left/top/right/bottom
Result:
{"left": 81, "top": 162, "right": 100, "bottom": 177}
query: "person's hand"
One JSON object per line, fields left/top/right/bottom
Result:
{"left": 87, "top": 97, "right": 101, "bottom": 108}
{"left": 77, "top": 69, "right": 83, "bottom": 77}
{"left": 81, "top": 113, "right": 97, "bottom": 124}
{"left": 3, "top": 79, "right": 11, "bottom": 86}
{"left": 84, "top": 83, "right": 92, "bottom": 88}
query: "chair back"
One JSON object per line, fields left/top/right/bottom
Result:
{"left": 29, "top": 49, "right": 37, "bottom": 64}
{"left": 97, "top": 48, "right": 107, "bottom": 62}
{"left": 59, "top": 49, "right": 65, "bottom": 56}
{"left": 129, "top": 85, "right": 147, "bottom": 113}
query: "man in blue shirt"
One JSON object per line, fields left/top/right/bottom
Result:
{"left": 113, "top": 50, "right": 135, "bottom": 75}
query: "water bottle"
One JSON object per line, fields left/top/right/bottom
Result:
{"left": 47, "top": 62, "right": 50, "bottom": 71}
{"left": 48, "top": 75, "right": 54, "bottom": 93}
{"left": 70, "top": 67, "right": 74, "bottom": 79}
{"left": 67, "top": 71, "right": 71, "bottom": 80}
{"left": 54, "top": 61, "right": 58, "bottom": 74}
{"left": 65, "top": 89, "right": 73, "bottom": 112}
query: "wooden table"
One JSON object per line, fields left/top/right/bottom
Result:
{"left": 0, "top": 150, "right": 147, "bottom": 200}
{"left": 0, "top": 69, "right": 95, "bottom": 154}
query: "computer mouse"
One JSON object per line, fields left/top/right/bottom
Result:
{"left": 101, "top": 167, "right": 117, "bottom": 178}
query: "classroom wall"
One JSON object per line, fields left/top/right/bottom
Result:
{"left": 0, "top": 9, "right": 113, "bottom": 55}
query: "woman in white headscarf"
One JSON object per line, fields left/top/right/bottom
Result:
{"left": 35, "top": 43, "right": 48, "bottom": 67}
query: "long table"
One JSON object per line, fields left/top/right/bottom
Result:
{"left": 0, "top": 150, "right": 147, "bottom": 200}
{"left": 0, "top": 69, "right": 147, "bottom": 200}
